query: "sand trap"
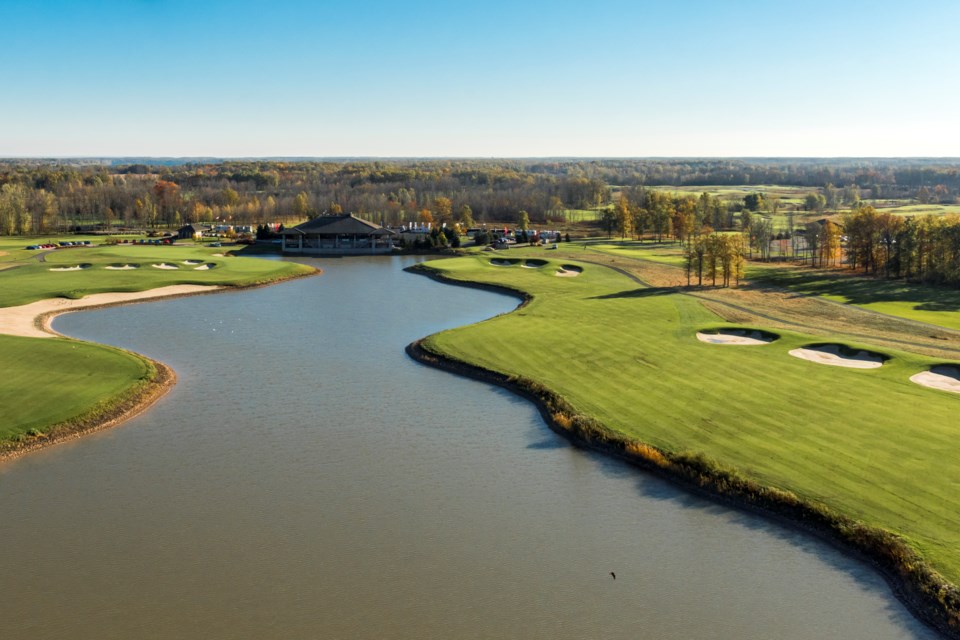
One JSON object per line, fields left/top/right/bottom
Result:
{"left": 490, "top": 259, "right": 517, "bottom": 266}
{"left": 182, "top": 260, "right": 203, "bottom": 265}
{"left": 49, "top": 264, "right": 91, "bottom": 272}
{"left": 193, "top": 263, "right": 216, "bottom": 270}
{"left": 522, "top": 259, "right": 548, "bottom": 268}
{"left": 151, "top": 263, "right": 179, "bottom": 270}
{"left": 212, "top": 253, "right": 225, "bottom": 257}
{"left": 910, "top": 365, "right": 960, "bottom": 393}
{"left": 697, "top": 329, "right": 775, "bottom": 345}
{"left": 105, "top": 264, "right": 140, "bottom": 270}
{"left": 555, "top": 268, "right": 580, "bottom": 277}
{"left": 0, "top": 285, "right": 221, "bottom": 339}
{"left": 788, "top": 344, "right": 885, "bottom": 369}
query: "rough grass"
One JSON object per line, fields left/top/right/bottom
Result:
{"left": 753, "top": 265, "right": 960, "bottom": 331}
{"left": 418, "top": 253, "right": 960, "bottom": 589}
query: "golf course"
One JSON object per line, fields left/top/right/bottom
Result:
{"left": 0, "top": 237, "right": 315, "bottom": 456}
{"left": 410, "top": 245, "right": 960, "bottom": 634}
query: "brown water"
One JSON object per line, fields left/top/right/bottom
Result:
{"left": 0, "top": 256, "right": 937, "bottom": 639}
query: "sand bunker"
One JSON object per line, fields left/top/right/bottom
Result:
{"left": 788, "top": 344, "right": 886, "bottom": 369}
{"left": 697, "top": 329, "right": 776, "bottom": 345}
{"left": 490, "top": 259, "right": 516, "bottom": 266}
{"left": 182, "top": 260, "right": 203, "bottom": 265}
{"left": 0, "top": 285, "right": 221, "bottom": 339}
{"left": 105, "top": 264, "right": 140, "bottom": 270}
{"left": 556, "top": 264, "right": 583, "bottom": 277}
{"left": 48, "top": 264, "right": 91, "bottom": 271}
{"left": 521, "top": 259, "right": 548, "bottom": 268}
{"left": 151, "top": 263, "right": 179, "bottom": 270}
{"left": 193, "top": 263, "right": 216, "bottom": 270}
{"left": 910, "top": 365, "right": 960, "bottom": 393}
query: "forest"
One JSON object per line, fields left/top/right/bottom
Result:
{"left": 2, "top": 158, "right": 960, "bottom": 237}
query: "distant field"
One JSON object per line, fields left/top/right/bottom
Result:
{"left": 420, "top": 250, "right": 960, "bottom": 585}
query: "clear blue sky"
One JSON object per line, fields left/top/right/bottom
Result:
{"left": 3, "top": 0, "right": 959, "bottom": 157}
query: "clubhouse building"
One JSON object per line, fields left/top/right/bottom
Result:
{"left": 280, "top": 214, "right": 396, "bottom": 255}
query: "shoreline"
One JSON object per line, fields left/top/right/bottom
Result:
{"left": 0, "top": 267, "right": 321, "bottom": 460}
{"left": 405, "top": 262, "right": 960, "bottom": 640}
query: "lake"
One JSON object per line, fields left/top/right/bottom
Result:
{"left": 0, "top": 256, "right": 936, "bottom": 639}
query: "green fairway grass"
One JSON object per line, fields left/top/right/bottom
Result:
{"left": 418, "top": 253, "right": 960, "bottom": 585}
{"left": 0, "top": 240, "right": 313, "bottom": 307}
{"left": 0, "top": 334, "right": 153, "bottom": 443}
{"left": 587, "top": 240, "right": 688, "bottom": 266}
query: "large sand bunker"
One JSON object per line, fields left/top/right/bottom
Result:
{"left": 789, "top": 344, "right": 886, "bottom": 369}
{"left": 490, "top": 258, "right": 517, "bottom": 266}
{"left": 910, "top": 365, "right": 960, "bottom": 393}
{"left": 105, "top": 264, "right": 140, "bottom": 270}
{"left": 555, "top": 264, "right": 583, "bottom": 277}
{"left": 193, "top": 263, "right": 216, "bottom": 271}
{"left": 0, "top": 285, "right": 220, "bottom": 339}
{"left": 49, "top": 264, "right": 91, "bottom": 271}
{"left": 182, "top": 260, "right": 203, "bottom": 265}
{"left": 151, "top": 263, "right": 179, "bottom": 270}
{"left": 697, "top": 328, "right": 777, "bottom": 345}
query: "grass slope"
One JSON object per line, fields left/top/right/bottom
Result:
{"left": 420, "top": 253, "right": 960, "bottom": 586}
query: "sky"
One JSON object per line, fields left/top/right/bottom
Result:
{"left": 3, "top": 0, "right": 959, "bottom": 157}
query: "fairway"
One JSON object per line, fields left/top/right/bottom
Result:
{"left": 418, "top": 253, "right": 960, "bottom": 589}
{"left": 0, "top": 334, "right": 153, "bottom": 444}
{"left": 0, "top": 240, "right": 313, "bottom": 307}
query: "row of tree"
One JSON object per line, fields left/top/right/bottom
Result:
{"left": 842, "top": 206, "right": 960, "bottom": 285}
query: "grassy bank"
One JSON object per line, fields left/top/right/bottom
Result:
{"left": 0, "top": 334, "right": 170, "bottom": 456}
{"left": 409, "top": 253, "right": 960, "bottom": 635}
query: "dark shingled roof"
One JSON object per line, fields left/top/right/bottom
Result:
{"left": 281, "top": 214, "right": 395, "bottom": 236}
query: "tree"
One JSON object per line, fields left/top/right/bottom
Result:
{"left": 614, "top": 194, "right": 633, "bottom": 239}
{"left": 432, "top": 197, "right": 453, "bottom": 224}
{"left": 292, "top": 191, "right": 310, "bottom": 219}
{"left": 804, "top": 193, "right": 826, "bottom": 212}
{"left": 516, "top": 209, "right": 530, "bottom": 233}
{"left": 744, "top": 192, "right": 765, "bottom": 212}
{"left": 458, "top": 204, "right": 475, "bottom": 229}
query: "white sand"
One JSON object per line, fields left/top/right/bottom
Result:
{"left": 697, "top": 330, "right": 772, "bottom": 345}
{"left": 910, "top": 367, "right": 960, "bottom": 393}
{"left": 49, "top": 265, "right": 89, "bottom": 271}
{"left": 182, "top": 260, "right": 203, "bottom": 265}
{"left": 788, "top": 345, "right": 884, "bottom": 369}
{"left": 193, "top": 264, "right": 212, "bottom": 270}
{"left": 555, "top": 268, "right": 581, "bottom": 277}
{"left": 0, "top": 285, "right": 220, "bottom": 339}
{"left": 521, "top": 262, "right": 547, "bottom": 269}
{"left": 105, "top": 264, "right": 139, "bottom": 270}
{"left": 151, "top": 263, "right": 178, "bottom": 270}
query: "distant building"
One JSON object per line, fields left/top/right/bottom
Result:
{"left": 280, "top": 214, "right": 396, "bottom": 255}
{"left": 177, "top": 224, "right": 203, "bottom": 240}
